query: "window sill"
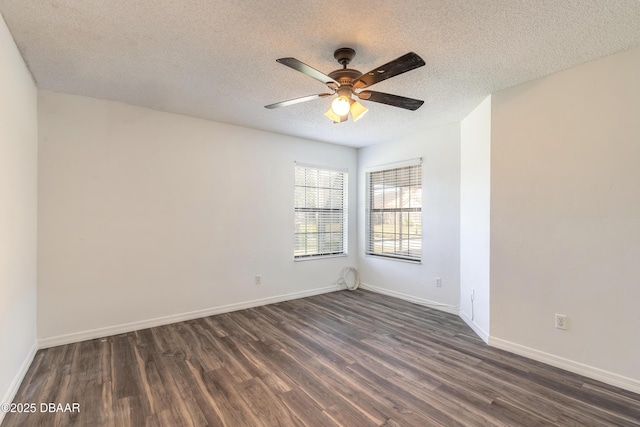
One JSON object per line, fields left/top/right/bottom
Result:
{"left": 364, "top": 254, "right": 422, "bottom": 264}
{"left": 294, "top": 253, "right": 348, "bottom": 262}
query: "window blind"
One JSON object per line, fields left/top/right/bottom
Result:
{"left": 294, "top": 165, "right": 347, "bottom": 259}
{"left": 366, "top": 163, "right": 422, "bottom": 262}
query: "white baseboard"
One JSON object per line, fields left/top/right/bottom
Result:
{"left": 489, "top": 337, "right": 640, "bottom": 395}
{"left": 360, "top": 283, "right": 459, "bottom": 315}
{"left": 460, "top": 311, "right": 489, "bottom": 343}
{"left": 0, "top": 340, "right": 38, "bottom": 425}
{"left": 38, "top": 286, "right": 338, "bottom": 349}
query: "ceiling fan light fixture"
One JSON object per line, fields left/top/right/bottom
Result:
{"left": 330, "top": 95, "right": 351, "bottom": 116}
{"left": 350, "top": 100, "right": 368, "bottom": 122}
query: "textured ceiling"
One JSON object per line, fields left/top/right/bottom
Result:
{"left": 2, "top": 1, "right": 640, "bottom": 148}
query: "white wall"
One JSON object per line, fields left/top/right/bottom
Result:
{"left": 490, "top": 47, "right": 640, "bottom": 390}
{"left": 37, "top": 91, "right": 358, "bottom": 345}
{"left": 460, "top": 96, "right": 491, "bottom": 341}
{"left": 0, "top": 12, "right": 38, "bottom": 419}
{"left": 357, "top": 123, "right": 461, "bottom": 313}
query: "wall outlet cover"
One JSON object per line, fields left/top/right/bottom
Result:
{"left": 555, "top": 314, "right": 567, "bottom": 330}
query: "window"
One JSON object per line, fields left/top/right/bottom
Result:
{"left": 366, "top": 161, "right": 422, "bottom": 262}
{"left": 294, "top": 164, "right": 347, "bottom": 259}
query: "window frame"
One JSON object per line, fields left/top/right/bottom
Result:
{"left": 294, "top": 163, "right": 348, "bottom": 261}
{"left": 366, "top": 160, "right": 422, "bottom": 263}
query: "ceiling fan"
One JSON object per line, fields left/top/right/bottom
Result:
{"left": 265, "top": 48, "right": 426, "bottom": 123}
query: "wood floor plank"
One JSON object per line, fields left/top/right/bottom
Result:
{"left": 237, "top": 377, "right": 303, "bottom": 427}
{"left": 289, "top": 355, "right": 390, "bottom": 425}
{"left": 3, "top": 289, "right": 639, "bottom": 427}
{"left": 202, "top": 368, "right": 264, "bottom": 427}
{"left": 346, "top": 362, "right": 464, "bottom": 427}
{"left": 111, "top": 334, "right": 142, "bottom": 400}
{"left": 323, "top": 399, "right": 380, "bottom": 427}
{"left": 280, "top": 389, "right": 339, "bottom": 427}
{"left": 487, "top": 397, "right": 557, "bottom": 427}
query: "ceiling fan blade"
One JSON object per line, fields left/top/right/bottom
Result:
{"left": 265, "top": 93, "right": 333, "bottom": 109}
{"left": 357, "top": 90, "right": 424, "bottom": 111}
{"left": 352, "top": 52, "right": 425, "bottom": 89}
{"left": 276, "top": 58, "right": 340, "bottom": 88}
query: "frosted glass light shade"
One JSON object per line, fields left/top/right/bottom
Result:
{"left": 350, "top": 100, "right": 368, "bottom": 122}
{"left": 324, "top": 108, "right": 347, "bottom": 123}
{"left": 331, "top": 96, "right": 351, "bottom": 116}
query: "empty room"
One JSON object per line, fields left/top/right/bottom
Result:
{"left": 1, "top": 1, "right": 639, "bottom": 426}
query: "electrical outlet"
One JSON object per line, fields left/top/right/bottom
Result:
{"left": 255, "top": 275, "right": 261, "bottom": 285}
{"left": 435, "top": 277, "right": 442, "bottom": 287}
{"left": 555, "top": 314, "right": 567, "bottom": 330}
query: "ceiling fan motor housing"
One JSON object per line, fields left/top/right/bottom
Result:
{"left": 328, "top": 68, "right": 362, "bottom": 87}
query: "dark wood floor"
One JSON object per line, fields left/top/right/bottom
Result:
{"left": 3, "top": 290, "right": 640, "bottom": 427}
